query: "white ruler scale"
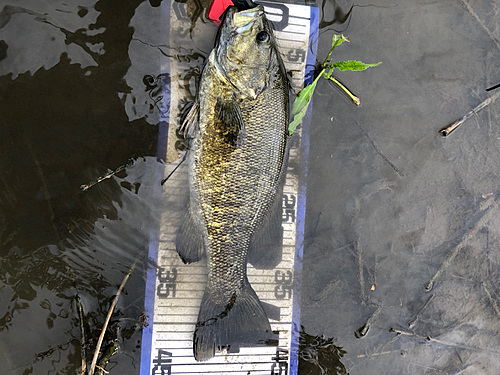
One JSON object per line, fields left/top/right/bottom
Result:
{"left": 141, "top": 2, "right": 318, "bottom": 374}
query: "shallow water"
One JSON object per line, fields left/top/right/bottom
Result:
{"left": 2, "top": 0, "right": 500, "bottom": 374}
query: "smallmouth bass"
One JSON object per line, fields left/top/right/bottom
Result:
{"left": 177, "top": 5, "right": 289, "bottom": 361}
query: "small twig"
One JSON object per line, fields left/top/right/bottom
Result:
{"left": 95, "top": 341, "right": 118, "bottom": 375}
{"left": 356, "top": 242, "right": 366, "bottom": 305}
{"left": 324, "top": 35, "right": 349, "bottom": 65}
{"left": 80, "top": 159, "right": 135, "bottom": 191}
{"left": 95, "top": 365, "right": 109, "bottom": 374}
{"left": 486, "top": 82, "right": 500, "bottom": 92}
{"left": 354, "top": 120, "right": 405, "bottom": 177}
{"left": 370, "top": 254, "right": 378, "bottom": 289}
{"left": 425, "top": 196, "right": 497, "bottom": 291}
{"left": 408, "top": 294, "right": 435, "bottom": 328}
{"left": 390, "top": 328, "right": 500, "bottom": 354}
{"left": 76, "top": 294, "right": 87, "bottom": 375}
{"left": 406, "top": 361, "right": 443, "bottom": 372}
{"left": 350, "top": 335, "right": 400, "bottom": 366}
{"left": 34, "top": 340, "right": 73, "bottom": 363}
{"left": 452, "top": 364, "right": 474, "bottom": 375}
{"left": 315, "top": 66, "right": 360, "bottom": 107}
{"left": 439, "top": 90, "right": 500, "bottom": 137}
{"left": 355, "top": 304, "right": 382, "bottom": 338}
{"left": 481, "top": 282, "right": 500, "bottom": 317}
{"left": 88, "top": 261, "right": 137, "bottom": 375}
{"left": 312, "top": 279, "right": 341, "bottom": 304}
{"left": 357, "top": 350, "right": 393, "bottom": 358}
{"left": 424, "top": 246, "right": 461, "bottom": 291}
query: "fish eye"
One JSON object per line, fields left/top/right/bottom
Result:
{"left": 256, "top": 31, "right": 270, "bottom": 44}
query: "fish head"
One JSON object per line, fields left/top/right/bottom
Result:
{"left": 215, "top": 5, "right": 281, "bottom": 100}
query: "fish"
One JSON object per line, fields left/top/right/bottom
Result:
{"left": 176, "top": 5, "right": 290, "bottom": 361}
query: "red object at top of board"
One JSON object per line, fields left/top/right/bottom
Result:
{"left": 208, "top": 0, "right": 234, "bottom": 24}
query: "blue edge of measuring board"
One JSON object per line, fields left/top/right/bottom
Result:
{"left": 140, "top": 137, "right": 168, "bottom": 372}
{"left": 289, "top": 5, "right": 318, "bottom": 375}
{"left": 140, "top": 5, "right": 319, "bottom": 374}
{"left": 140, "top": 3, "right": 170, "bottom": 373}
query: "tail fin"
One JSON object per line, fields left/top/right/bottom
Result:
{"left": 193, "top": 281, "right": 272, "bottom": 361}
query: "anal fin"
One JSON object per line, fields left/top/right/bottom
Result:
{"left": 248, "top": 144, "right": 291, "bottom": 269}
{"left": 176, "top": 206, "right": 205, "bottom": 264}
{"left": 248, "top": 199, "right": 284, "bottom": 269}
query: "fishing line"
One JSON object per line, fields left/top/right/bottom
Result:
{"left": 161, "top": 152, "right": 188, "bottom": 185}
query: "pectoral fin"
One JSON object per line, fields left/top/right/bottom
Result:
{"left": 215, "top": 95, "right": 245, "bottom": 147}
{"left": 179, "top": 100, "right": 200, "bottom": 139}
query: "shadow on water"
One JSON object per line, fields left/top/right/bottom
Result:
{"left": 0, "top": 0, "right": 158, "bottom": 253}
{"left": 318, "top": 0, "right": 353, "bottom": 30}
{"left": 172, "top": 0, "right": 214, "bottom": 33}
{"left": 299, "top": 326, "right": 348, "bottom": 375}
{"left": 0, "top": 0, "right": 163, "bottom": 373}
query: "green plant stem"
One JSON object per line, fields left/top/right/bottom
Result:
{"left": 324, "top": 35, "right": 348, "bottom": 65}
{"left": 324, "top": 46, "right": 336, "bottom": 66}
{"left": 327, "top": 76, "right": 360, "bottom": 106}
{"left": 95, "top": 341, "right": 119, "bottom": 375}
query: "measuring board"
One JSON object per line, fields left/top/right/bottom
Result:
{"left": 141, "top": 2, "right": 318, "bottom": 374}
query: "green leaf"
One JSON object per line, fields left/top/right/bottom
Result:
{"left": 324, "top": 34, "right": 350, "bottom": 64}
{"left": 332, "top": 34, "right": 349, "bottom": 49}
{"left": 328, "top": 60, "right": 382, "bottom": 72}
{"left": 288, "top": 70, "right": 324, "bottom": 135}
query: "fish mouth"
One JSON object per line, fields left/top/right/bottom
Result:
{"left": 214, "top": 4, "right": 270, "bottom": 92}
{"left": 227, "top": 5, "right": 265, "bottom": 34}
